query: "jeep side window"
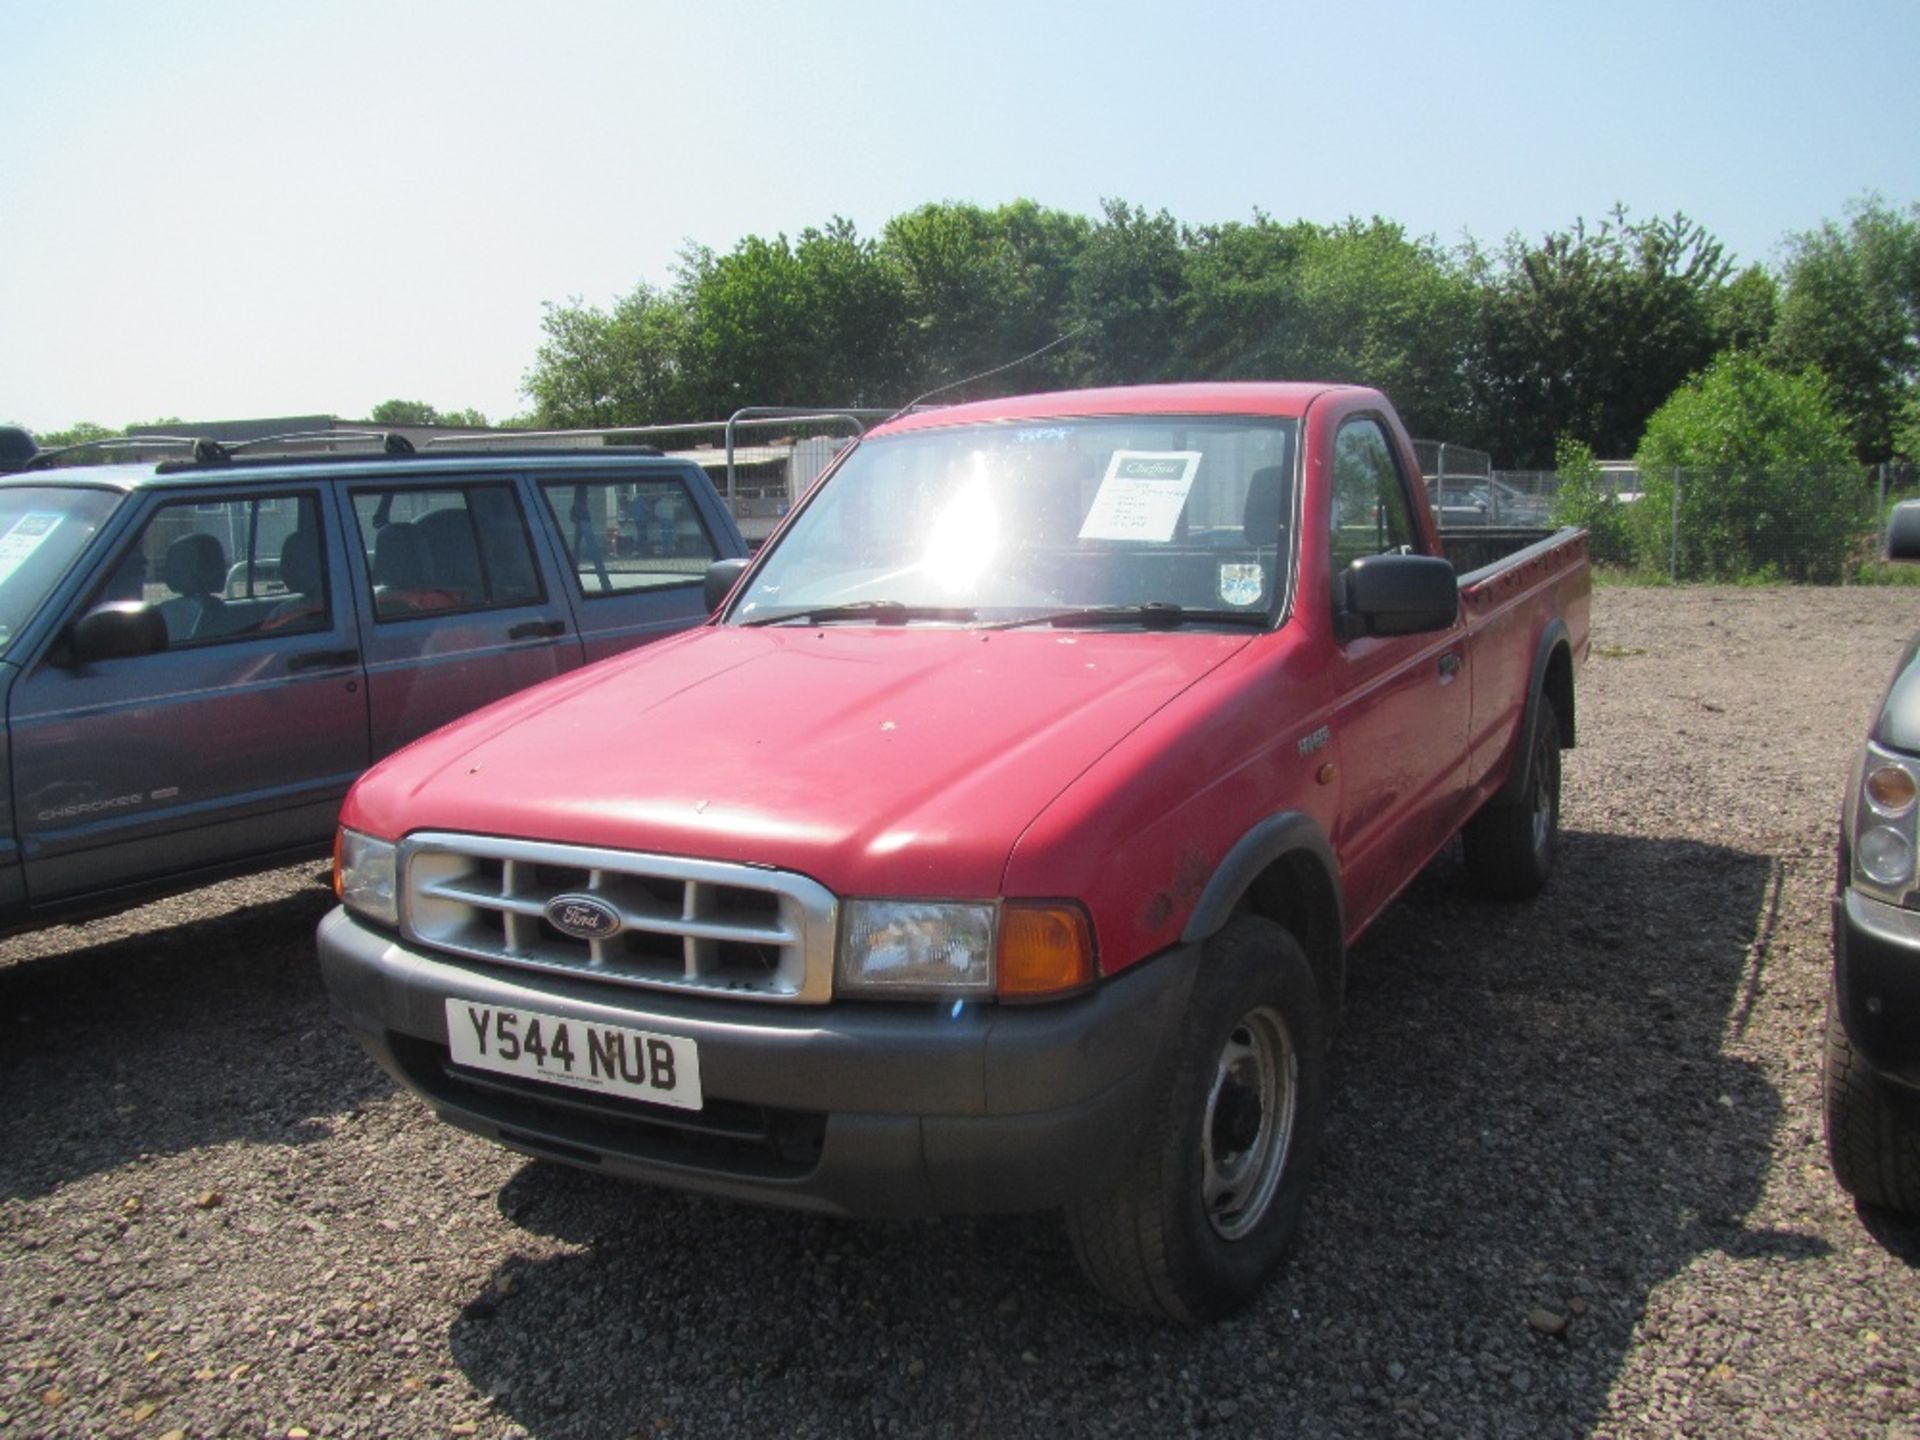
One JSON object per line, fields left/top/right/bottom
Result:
{"left": 538, "top": 476, "right": 720, "bottom": 597}
{"left": 351, "top": 485, "right": 544, "bottom": 621}
{"left": 108, "top": 493, "right": 329, "bottom": 648}
{"left": 1328, "top": 419, "right": 1419, "bottom": 581}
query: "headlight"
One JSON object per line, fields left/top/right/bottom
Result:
{"left": 334, "top": 827, "right": 400, "bottom": 928}
{"left": 1853, "top": 747, "right": 1920, "bottom": 902}
{"left": 837, "top": 901, "right": 995, "bottom": 997}
{"left": 835, "top": 899, "right": 1098, "bottom": 999}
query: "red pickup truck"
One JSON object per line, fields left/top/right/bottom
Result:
{"left": 318, "top": 382, "right": 1589, "bottom": 1321}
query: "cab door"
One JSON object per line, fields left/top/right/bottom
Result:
{"left": 341, "top": 478, "right": 587, "bottom": 756}
{"left": 1321, "top": 415, "right": 1472, "bottom": 929}
{"left": 7, "top": 487, "right": 369, "bottom": 904}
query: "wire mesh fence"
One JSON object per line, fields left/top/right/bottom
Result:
{"left": 1489, "top": 464, "right": 1920, "bottom": 582}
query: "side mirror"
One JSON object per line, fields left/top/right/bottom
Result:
{"left": 704, "top": 557, "right": 751, "bottom": 613}
{"left": 65, "top": 602, "right": 167, "bottom": 664}
{"left": 1341, "top": 552, "right": 1459, "bottom": 638}
{"left": 1889, "top": 499, "right": 1920, "bottom": 562}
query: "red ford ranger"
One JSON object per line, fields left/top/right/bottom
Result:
{"left": 318, "top": 383, "right": 1590, "bottom": 1321}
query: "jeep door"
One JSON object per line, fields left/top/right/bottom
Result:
{"left": 343, "top": 478, "right": 586, "bottom": 755}
{"left": 533, "top": 467, "right": 735, "bottom": 663}
{"left": 7, "top": 487, "right": 369, "bottom": 904}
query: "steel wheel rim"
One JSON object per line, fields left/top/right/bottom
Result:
{"left": 1200, "top": 1005, "right": 1297, "bottom": 1241}
{"left": 1529, "top": 729, "right": 1557, "bottom": 856}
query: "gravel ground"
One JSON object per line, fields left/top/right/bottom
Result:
{"left": 3, "top": 585, "right": 1919, "bottom": 1440}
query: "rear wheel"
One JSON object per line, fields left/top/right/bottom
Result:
{"left": 1463, "top": 695, "right": 1561, "bottom": 900}
{"left": 1064, "top": 916, "right": 1327, "bottom": 1322}
{"left": 1824, "top": 988, "right": 1920, "bottom": 1217}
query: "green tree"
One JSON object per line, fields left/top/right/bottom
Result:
{"left": 522, "top": 282, "right": 695, "bottom": 427}
{"left": 1708, "top": 264, "right": 1780, "bottom": 354}
{"left": 1632, "top": 351, "right": 1860, "bottom": 581}
{"left": 1180, "top": 215, "right": 1477, "bottom": 439}
{"left": 1771, "top": 196, "right": 1920, "bottom": 463}
{"left": 1471, "top": 210, "right": 1734, "bottom": 467}
{"left": 1068, "top": 200, "right": 1189, "bottom": 386}
{"left": 38, "top": 421, "right": 117, "bottom": 448}
{"left": 368, "top": 400, "right": 488, "bottom": 428}
{"left": 794, "top": 217, "right": 912, "bottom": 404}
{"left": 368, "top": 399, "right": 440, "bottom": 425}
{"left": 880, "top": 200, "right": 1088, "bottom": 398}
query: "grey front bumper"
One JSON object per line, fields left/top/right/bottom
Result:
{"left": 318, "top": 905, "right": 1196, "bottom": 1217}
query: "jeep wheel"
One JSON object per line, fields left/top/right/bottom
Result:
{"left": 1064, "top": 916, "right": 1327, "bottom": 1322}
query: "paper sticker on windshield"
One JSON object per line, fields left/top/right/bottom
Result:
{"left": 1078, "top": 451, "right": 1201, "bottom": 542}
{"left": 0, "top": 513, "right": 62, "bottom": 588}
{"left": 1218, "top": 563, "right": 1264, "bottom": 607}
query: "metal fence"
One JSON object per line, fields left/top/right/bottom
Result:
{"left": 1488, "top": 464, "right": 1920, "bottom": 582}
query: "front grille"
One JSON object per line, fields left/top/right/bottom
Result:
{"left": 400, "top": 833, "right": 837, "bottom": 1002}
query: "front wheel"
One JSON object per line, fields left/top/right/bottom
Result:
{"left": 1824, "top": 987, "right": 1920, "bottom": 1217}
{"left": 1463, "top": 694, "right": 1561, "bottom": 900}
{"left": 1064, "top": 916, "right": 1327, "bottom": 1322}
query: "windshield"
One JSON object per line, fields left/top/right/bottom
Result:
{"left": 0, "top": 486, "right": 121, "bottom": 658}
{"left": 731, "top": 416, "right": 1297, "bottom": 628}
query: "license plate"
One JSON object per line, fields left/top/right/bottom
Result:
{"left": 445, "top": 1000, "right": 702, "bottom": 1111}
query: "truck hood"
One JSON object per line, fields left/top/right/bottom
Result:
{"left": 345, "top": 624, "right": 1253, "bottom": 896}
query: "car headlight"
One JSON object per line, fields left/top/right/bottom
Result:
{"left": 838, "top": 901, "right": 996, "bottom": 998}
{"left": 334, "top": 827, "right": 400, "bottom": 928}
{"left": 836, "top": 899, "right": 1098, "bottom": 1000}
{"left": 1853, "top": 746, "right": 1920, "bottom": 903}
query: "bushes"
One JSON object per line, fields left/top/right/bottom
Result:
{"left": 1548, "top": 437, "right": 1634, "bottom": 567}
{"left": 1629, "top": 353, "right": 1864, "bottom": 582}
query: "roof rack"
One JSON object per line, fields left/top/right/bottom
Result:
{"left": 223, "top": 429, "right": 415, "bottom": 456}
{"left": 23, "top": 434, "right": 231, "bottom": 470}
{"left": 12, "top": 426, "right": 424, "bottom": 474}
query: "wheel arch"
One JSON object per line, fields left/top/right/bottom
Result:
{"left": 1181, "top": 812, "right": 1347, "bottom": 1028}
{"left": 1493, "top": 621, "right": 1576, "bottom": 806}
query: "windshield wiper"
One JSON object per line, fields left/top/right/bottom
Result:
{"left": 740, "top": 601, "right": 978, "bottom": 628}
{"left": 978, "top": 603, "right": 1272, "bottom": 632}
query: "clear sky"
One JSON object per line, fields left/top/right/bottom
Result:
{"left": 4, "top": 0, "right": 1916, "bottom": 434}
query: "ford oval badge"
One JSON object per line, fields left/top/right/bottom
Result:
{"left": 544, "top": 893, "right": 623, "bottom": 941}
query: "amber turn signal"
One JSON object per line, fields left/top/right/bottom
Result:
{"left": 996, "top": 903, "right": 1096, "bottom": 998}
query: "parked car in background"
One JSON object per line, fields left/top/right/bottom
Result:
{"left": 0, "top": 428, "right": 747, "bottom": 933}
{"left": 1826, "top": 498, "right": 1920, "bottom": 1217}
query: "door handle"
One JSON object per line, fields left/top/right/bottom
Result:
{"left": 1437, "top": 652, "right": 1462, "bottom": 679}
{"left": 288, "top": 647, "right": 361, "bottom": 673}
{"left": 509, "top": 619, "right": 567, "bottom": 641}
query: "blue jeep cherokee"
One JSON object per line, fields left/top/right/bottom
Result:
{"left": 0, "top": 427, "right": 746, "bottom": 933}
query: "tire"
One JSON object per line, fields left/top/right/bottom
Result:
{"left": 1463, "top": 694, "right": 1561, "bottom": 900}
{"left": 1823, "top": 987, "right": 1920, "bottom": 1218}
{"left": 1064, "top": 916, "right": 1327, "bottom": 1322}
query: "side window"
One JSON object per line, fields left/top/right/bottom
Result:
{"left": 105, "top": 492, "right": 329, "bottom": 648}
{"left": 539, "top": 476, "right": 719, "bottom": 597}
{"left": 1328, "top": 419, "right": 1419, "bottom": 579}
{"left": 351, "top": 484, "right": 544, "bottom": 622}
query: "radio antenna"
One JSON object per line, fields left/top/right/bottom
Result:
{"left": 882, "top": 321, "right": 1089, "bottom": 426}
